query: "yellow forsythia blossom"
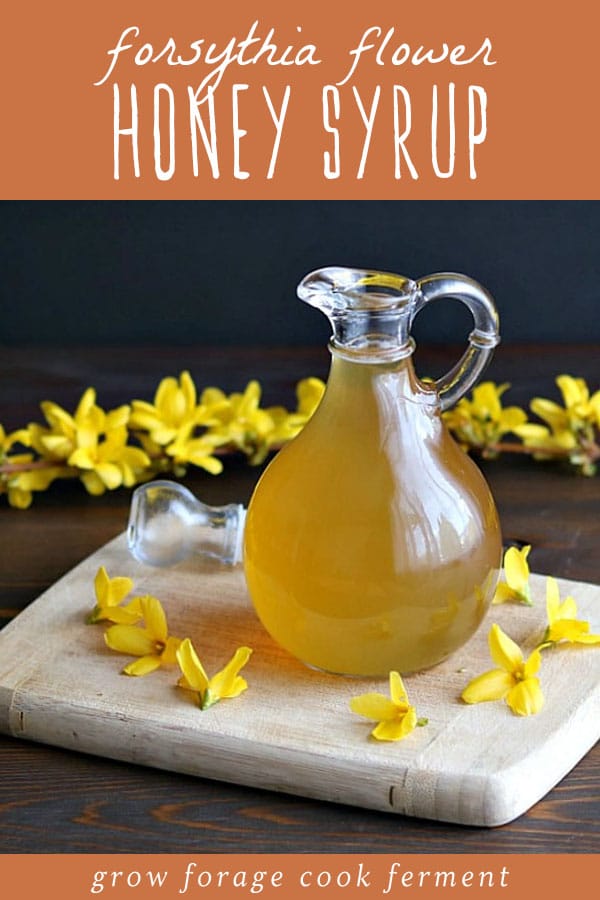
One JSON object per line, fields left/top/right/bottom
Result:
{"left": 22, "top": 388, "right": 150, "bottom": 496}
{"left": 203, "top": 380, "right": 288, "bottom": 465}
{"left": 88, "top": 566, "right": 142, "bottom": 625}
{"left": 493, "top": 546, "right": 532, "bottom": 605}
{"left": 350, "top": 671, "right": 427, "bottom": 741}
{"left": 462, "top": 624, "right": 544, "bottom": 716}
{"left": 542, "top": 577, "right": 600, "bottom": 647}
{"left": 443, "top": 382, "right": 527, "bottom": 457}
{"left": 514, "top": 375, "right": 600, "bottom": 475}
{"left": 104, "top": 595, "right": 181, "bottom": 676}
{"left": 176, "top": 638, "right": 252, "bottom": 710}
{"left": 129, "top": 371, "right": 219, "bottom": 448}
{"left": 0, "top": 423, "right": 68, "bottom": 508}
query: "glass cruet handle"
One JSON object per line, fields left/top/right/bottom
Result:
{"left": 413, "top": 272, "right": 500, "bottom": 411}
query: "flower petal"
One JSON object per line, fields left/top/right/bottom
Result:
{"left": 123, "top": 655, "right": 162, "bottom": 677}
{"left": 180, "top": 371, "right": 197, "bottom": 411}
{"left": 93, "top": 567, "right": 133, "bottom": 608}
{"left": 74, "top": 388, "right": 97, "bottom": 421}
{"left": 176, "top": 638, "right": 209, "bottom": 694}
{"left": 95, "top": 463, "right": 123, "bottom": 490}
{"left": 371, "top": 707, "right": 417, "bottom": 742}
{"left": 296, "top": 377, "right": 326, "bottom": 417}
{"left": 506, "top": 678, "right": 544, "bottom": 716}
{"left": 462, "top": 668, "right": 514, "bottom": 704}
{"left": 523, "top": 648, "right": 542, "bottom": 678}
{"left": 201, "top": 387, "right": 227, "bottom": 407}
{"left": 104, "top": 625, "right": 156, "bottom": 657}
{"left": 69, "top": 447, "right": 95, "bottom": 469}
{"left": 499, "top": 407, "right": 528, "bottom": 431}
{"left": 161, "top": 635, "right": 181, "bottom": 665}
{"left": 94, "top": 566, "right": 110, "bottom": 606}
{"left": 492, "top": 582, "right": 520, "bottom": 605}
{"left": 80, "top": 471, "right": 106, "bottom": 495}
{"left": 350, "top": 693, "right": 399, "bottom": 722}
{"left": 545, "top": 576, "right": 561, "bottom": 623}
{"left": 98, "top": 605, "right": 142, "bottom": 625}
{"left": 557, "top": 597, "right": 578, "bottom": 621}
{"left": 557, "top": 374, "right": 587, "bottom": 409}
{"left": 530, "top": 398, "right": 568, "bottom": 430}
{"left": 155, "top": 376, "right": 178, "bottom": 410}
{"left": 573, "top": 632, "right": 600, "bottom": 645}
{"left": 8, "top": 487, "right": 32, "bottom": 509}
{"left": 548, "top": 619, "right": 593, "bottom": 643}
{"left": 208, "top": 647, "right": 253, "bottom": 699}
{"left": 489, "top": 624, "right": 523, "bottom": 672}
{"left": 139, "top": 595, "right": 169, "bottom": 643}
{"left": 388, "top": 671, "right": 409, "bottom": 707}
{"left": 504, "top": 546, "right": 530, "bottom": 592}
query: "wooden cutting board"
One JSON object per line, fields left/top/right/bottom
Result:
{"left": 0, "top": 533, "right": 598, "bottom": 827}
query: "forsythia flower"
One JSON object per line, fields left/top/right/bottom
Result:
{"left": 283, "top": 377, "right": 326, "bottom": 436}
{"left": 350, "top": 671, "right": 427, "bottom": 741}
{"left": 204, "top": 377, "right": 326, "bottom": 464}
{"left": 176, "top": 638, "right": 252, "bottom": 710}
{"left": 0, "top": 424, "right": 27, "bottom": 449}
{"left": 531, "top": 375, "right": 600, "bottom": 432}
{"left": 25, "top": 388, "right": 119, "bottom": 461}
{"left": 69, "top": 423, "right": 151, "bottom": 495}
{"left": 0, "top": 424, "right": 68, "bottom": 508}
{"left": 165, "top": 432, "right": 227, "bottom": 475}
{"left": 493, "top": 545, "right": 532, "bottom": 605}
{"left": 130, "top": 371, "right": 219, "bottom": 447}
{"left": 205, "top": 380, "right": 287, "bottom": 465}
{"left": 462, "top": 624, "right": 544, "bottom": 716}
{"left": 542, "top": 577, "right": 600, "bottom": 647}
{"left": 87, "top": 566, "right": 141, "bottom": 625}
{"left": 104, "top": 595, "right": 181, "bottom": 675}
{"left": 514, "top": 375, "right": 600, "bottom": 475}
{"left": 443, "top": 382, "right": 527, "bottom": 457}
{"left": 22, "top": 388, "right": 150, "bottom": 496}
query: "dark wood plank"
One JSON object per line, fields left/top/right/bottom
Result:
{"left": 1, "top": 344, "right": 598, "bottom": 852}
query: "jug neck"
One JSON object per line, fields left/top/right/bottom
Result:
{"left": 297, "top": 266, "right": 417, "bottom": 363}
{"left": 325, "top": 347, "right": 428, "bottom": 397}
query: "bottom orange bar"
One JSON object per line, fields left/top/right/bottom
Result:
{"left": 0, "top": 854, "right": 597, "bottom": 899}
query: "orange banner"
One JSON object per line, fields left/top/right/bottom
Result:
{"left": 2, "top": 0, "right": 600, "bottom": 198}
{"left": 0, "top": 854, "right": 598, "bottom": 899}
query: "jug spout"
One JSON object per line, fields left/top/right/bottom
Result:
{"left": 297, "top": 266, "right": 419, "bottom": 362}
{"left": 298, "top": 266, "right": 500, "bottom": 410}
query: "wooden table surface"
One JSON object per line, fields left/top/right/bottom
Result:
{"left": 0, "top": 344, "right": 598, "bottom": 853}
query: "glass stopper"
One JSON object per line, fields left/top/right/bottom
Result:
{"left": 127, "top": 480, "right": 246, "bottom": 567}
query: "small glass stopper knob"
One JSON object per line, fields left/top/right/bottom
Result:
{"left": 127, "top": 480, "right": 246, "bottom": 567}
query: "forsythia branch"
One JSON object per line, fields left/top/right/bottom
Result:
{"left": 1, "top": 372, "right": 598, "bottom": 509}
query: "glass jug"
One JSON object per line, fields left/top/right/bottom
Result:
{"left": 243, "top": 267, "right": 502, "bottom": 676}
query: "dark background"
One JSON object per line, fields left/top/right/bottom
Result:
{"left": 1, "top": 200, "right": 599, "bottom": 347}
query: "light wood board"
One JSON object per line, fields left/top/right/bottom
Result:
{"left": 0, "top": 533, "right": 598, "bottom": 827}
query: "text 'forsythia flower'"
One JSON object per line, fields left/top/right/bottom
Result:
{"left": 493, "top": 545, "right": 532, "bottom": 605}
{"left": 462, "top": 624, "right": 544, "bottom": 716}
{"left": 350, "top": 671, "right": 427, "bottom": 741}
{"left": 176, "top": 638, "right": 252, "bottom": 710}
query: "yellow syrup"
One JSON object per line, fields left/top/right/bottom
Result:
{"left": 244, "top": 355, "right": 502, "bottom": 675}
